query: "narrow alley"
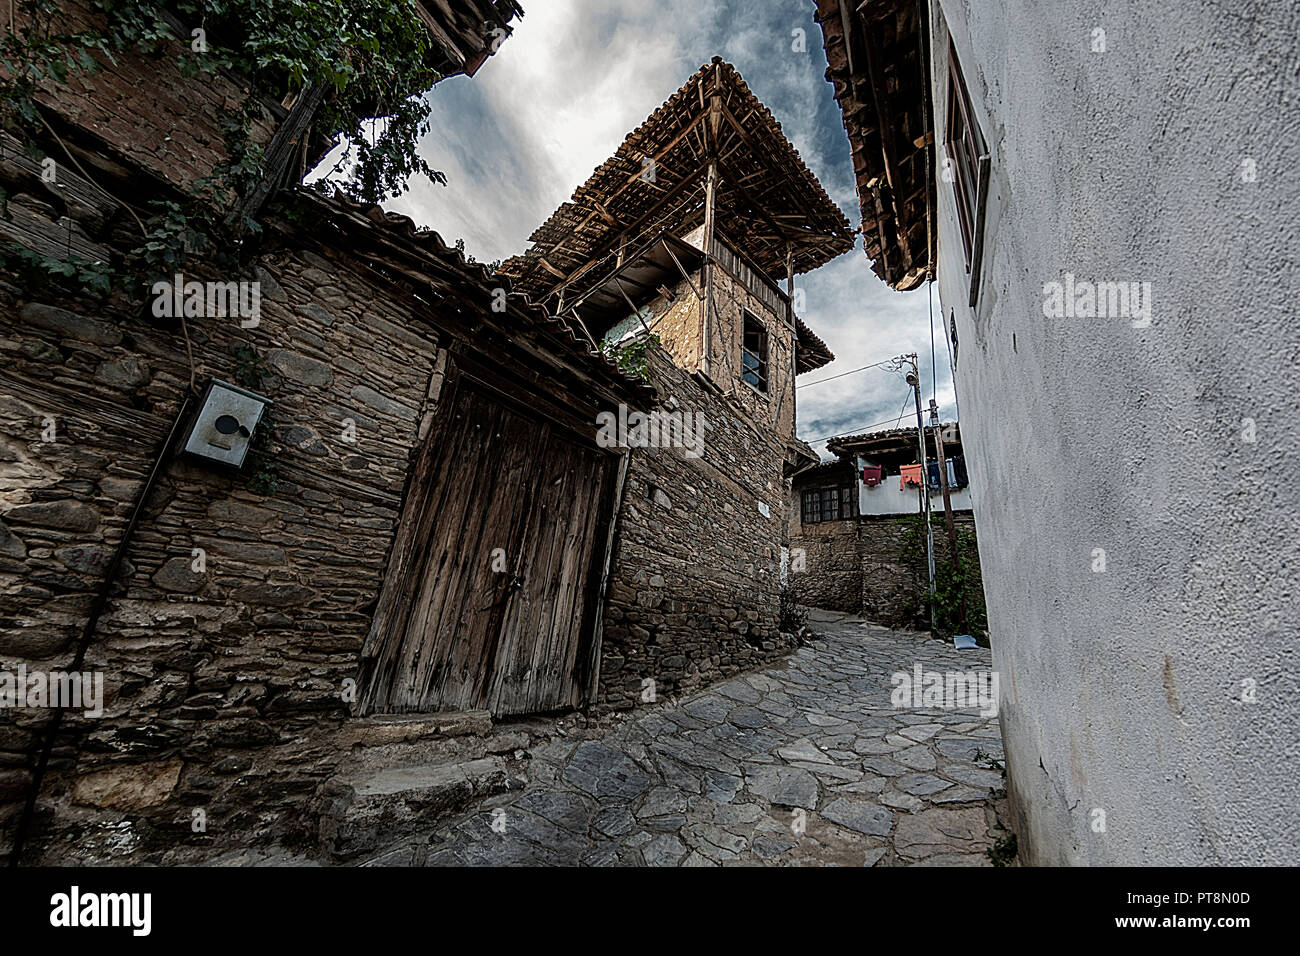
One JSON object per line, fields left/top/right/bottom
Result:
{"left": 345, "top": 613, "right": 1010, "bottom": 867}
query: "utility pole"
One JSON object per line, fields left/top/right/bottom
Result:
{"left": 930, "top": 398, "right": 969, "bottom": 633}
{"left": 903, "top": 353, "right": 936, "bottom": 626}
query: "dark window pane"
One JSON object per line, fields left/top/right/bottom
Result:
{"left": 945, "top": 43, "right": 985, "bottom": 268}
{"left": 741, "top": 313, "right": 768, "bottom": 391}
{"left": 821, "top": 488, "right": 838, "bottom": 521}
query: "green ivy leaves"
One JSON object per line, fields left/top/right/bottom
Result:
{"left": 600, "top": 333, "right": 661, "bottom": 384}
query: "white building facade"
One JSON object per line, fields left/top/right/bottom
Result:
{"left": 819, "top": 0, "right": 1300, "bottom": 864}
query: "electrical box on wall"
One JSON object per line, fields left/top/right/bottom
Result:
{"left": 182, "top": 379, "right": 272, "bottom": 470}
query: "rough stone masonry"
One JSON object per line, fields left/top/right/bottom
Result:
{"left": 0, "top": 4, "right": 806, "bottom": 864}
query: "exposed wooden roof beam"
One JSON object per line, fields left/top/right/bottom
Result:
{"left": 540, "top": 158, "right": 710, "bottom": 300}
{"left": 854, "top": 11, "right": 914, "bottom": 270}
{"left": 551, "top": 109, "right": 710, "bottom": 256}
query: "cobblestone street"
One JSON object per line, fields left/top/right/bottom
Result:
{"left": 355, "top": 613, "right": 1010, "bottom": 867}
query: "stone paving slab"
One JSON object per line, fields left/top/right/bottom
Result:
{"left": 351, "top": 615, "right": 1011, "bottom": 867}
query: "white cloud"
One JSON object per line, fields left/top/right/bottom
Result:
{"left": 356, "top": 0, "right": 955, "bottom": 451}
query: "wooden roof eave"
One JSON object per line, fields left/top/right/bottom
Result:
{"left": 815, "top": 0, "right": 933, "bottom": 290}
{"left": 288, "top": 191, "right": 656, "bottom": 408}
{"left": 502, "top": 58, "right": 854, "bottom": 298}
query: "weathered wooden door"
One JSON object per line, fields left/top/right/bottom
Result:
{"left": 358, "top": 359, "right": 619, "bottom": 716}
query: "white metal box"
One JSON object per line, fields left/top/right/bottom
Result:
{"left": 182, "top": 379, "right": 272, "bottom": 469}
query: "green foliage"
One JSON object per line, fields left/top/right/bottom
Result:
{"left": 986, "top": 831, "right": 1018, "bottom": 867}
{"left": 897, "top": 512, "right": 989, "bottom": 640}
{"left": 2, "top": 0, "right": 451, "bottom": 296}
{"left": 245, "top": 452, "right": 278, "bottom": 496}
{"left": 940, "top": 522, "right": 988, "bottom": 636}
{"left": 93, "top": 0, "right": 448, "bottom": 204}
{"left": 778, "top": 586, "right": 807, "bottom": 634}
{"left": 600, "top": 333, "right": 660, "bottom": 383}
{"left": 0, "top": 241, "right": 113, "bottom": 297}
{"left": 138, "top": 198, "right": 213, "bottom": 274}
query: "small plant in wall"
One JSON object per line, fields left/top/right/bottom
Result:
{"left": 778, "top": 585, "right": 808, "bottom": 635}
{"left": 986, "top": 831, "right": 1018, "bottom": 866}
{"left": 600, "top": 333, "right": 660, "bottom": 384}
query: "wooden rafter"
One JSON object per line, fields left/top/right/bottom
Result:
{"left": 501, "top": 57, "right": 854, "bottom": 299}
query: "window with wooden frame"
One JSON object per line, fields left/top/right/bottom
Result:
{"left": 741, "top": 312, "right": 769, "bottom": 392}
{"left": 945, "top": 42, "right": 990, "bottom": 303}
{"left": 800, "top": 486, "right": 855, "bottom": 524}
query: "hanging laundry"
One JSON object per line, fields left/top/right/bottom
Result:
{"left": 952, "top": 456, "right": 970, "bottom": 489}
{"left": 947, "top": 459, "right": 958, "bottom": 489}
{"left": 900, "top": 463, "right": 924, "bottom": 490}
{"left": 927, "top": 462, "right": 942, "bottom": 493}
{"left": 862, "top": 464, "right": 883, "bottom": 487}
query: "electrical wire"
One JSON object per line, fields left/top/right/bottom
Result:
{"left": 895, "top": 388, "right": 913, "bottom": 428}
{"left": 804, "top": 390, "right": 921, "bottom": 445}
{"left": 795, "top": 357, "right": 896, "bottom": 389}
{"left": 929, "top": 279, "right": 937, "bottom": 405}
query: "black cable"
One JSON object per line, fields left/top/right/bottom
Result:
{"left": 804, "top": 389, "right": 922, "bottom": 445}
{"left": 929, "top": 280, "right": 937, "bottom": 404}
{"left": 795, "top": 358, "right": 894, "bottom": 389}
{"left": 9, "top": 396, "right": 194, "bottom": 866}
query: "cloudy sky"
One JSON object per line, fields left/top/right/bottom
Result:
{"left": 333, "top": 0, "right": 956, "bottom": 456}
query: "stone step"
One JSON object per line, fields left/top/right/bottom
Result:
{"left": 316, "top": 756, "right": 515, "bottom": 861}
{"left": 340, "top": 711, "right": 532, "bottom": 773}
{"left": 313, "top": 710, "right": 554, "bottom": 860}
{"left": 341, "top": 710, "right": 494, "bottom": 747}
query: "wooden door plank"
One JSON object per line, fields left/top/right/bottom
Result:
{"left": 560, "top": 457, "right": 610, "bottom": 705}
{"left": 436, "top": 402, "right": 541, "bottom": 709}
{"left": 579, "top": 450, "right": 628, "bottom": 704}
{"left": 531, "top": 453, "right": 584, "bottom": 709}
{"left": 389, "top": 391, "right": 497, "bottom": 709}
{"left": 481, "top": 417, "right": 552, "bottom": 712}
{"left": 490, "top": 432, "right": 570, "bottom": 713}
{"left": 358, "top": 362, "right": 467, "bottom": 712}
{"left": 419, "top": 395, "right": 517, "bottom": 710}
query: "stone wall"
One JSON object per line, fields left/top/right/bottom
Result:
{"left": 856, "top": 516, "right": 923, "bottom": 628}
{"left": 786, "top": 464, "right": 861, "bottom": 612}
{"left": 598, "top": 348, "right": 796, "bottom": 709}
{"left": 788, "top": 465, "right": 985, "bottom": 631}
{"left": 789, "top": 518, "right": 860, "bottom": 612}
{"left": 0, "top": 236, "right": 448, "bottom": 864}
